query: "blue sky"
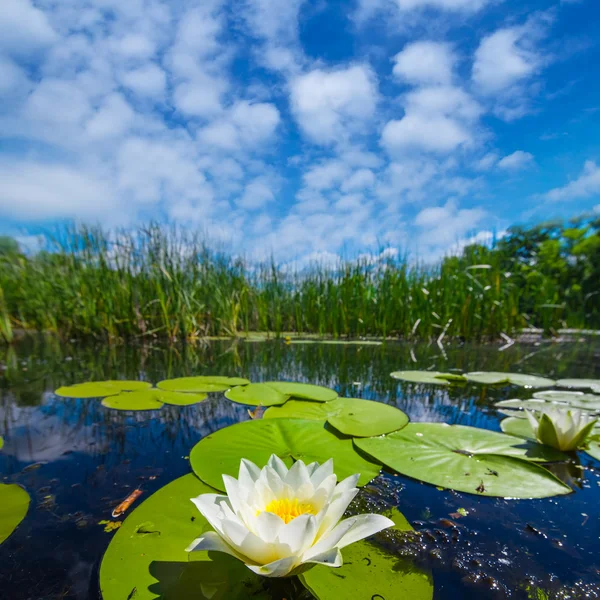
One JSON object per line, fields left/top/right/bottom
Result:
{"left": 0, "top": 0, "right": 599, "bottom": 264}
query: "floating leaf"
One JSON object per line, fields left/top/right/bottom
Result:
{"left": 190, "top": 418, "right": 381, "bottom": 491}
{"left": 0, "top": 436, "right": 3, "bottom": 450}
{"left": 263, "top": 382, "right": 338, "bottom": 402}
{"left": 390, "top": 371, "right": 465, "bottom": 385}
{"left": 501, "top": 417, "right": 600, "bottom": 462}
{"left": 556, "top": 378, "right": 600, "bottom": 390}
{"left": 355, "top": 423, "right": 570, "bottom": 498}
{"left": 264, "top": 398, "right": 409, "bottom": 437}
{"left": 99, "top": 474, "right": 269, "bottom": 600}
{"left": 104, "top": 380, "right": 153, "bottom": 391}
{"left": 55, "top": 382, "right": 121, "bottom": 398}
{"left": 157, "top": 376, "right": 251, "bottom": 393}
{"left": 299, "top": 508, "right": 433, "bottom": 600}
{"left": 224, "top": 383, "right": 289, "bottom": 406}
{"left": 496, "top": 398, "right": 600, "bottom": 414}
{"left": 466, "top": 372, "right": 554, "bottom": 387}
{"left": 102, "top": 391, "right": 164, "bottom": 411}
{"left": 0, "top": 484, "right": 30, "bottom": 544}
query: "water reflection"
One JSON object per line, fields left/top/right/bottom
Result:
{"left": 0, "top": 338, "right": 599, "bottom": 599}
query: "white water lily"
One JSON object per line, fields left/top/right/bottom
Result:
{"left": 186, "top": 455, "right": 394, "bottom": 577}
{"left": 526, "top": 408, "right": 598, "bottom": 451}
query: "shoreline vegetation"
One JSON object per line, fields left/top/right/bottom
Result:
{"left": 1, "top": 216, "right": 598, "bottom": 344}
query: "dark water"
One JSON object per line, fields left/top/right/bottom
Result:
{"left": 1, "top": 338, "right": 599, "bottom": 599}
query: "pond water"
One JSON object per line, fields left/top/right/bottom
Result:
{"left": 1, "top": 338, "right": 599, "bottom": 599}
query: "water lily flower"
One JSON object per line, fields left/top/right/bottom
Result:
{"left": 186, "top": 455, "right": 394, "bottom": 577}
{"left": 526, "top": 408, "right": 598, "bottom": 451}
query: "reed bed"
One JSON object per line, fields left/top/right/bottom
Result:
{"left": 0, "top": 218, "right": 598, "bottom": 343}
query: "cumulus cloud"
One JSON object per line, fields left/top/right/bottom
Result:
{"left": 497, "top": 150, "right": 535, "bottom": 170}
{"left": 290, "top": 65, "right": 378, "bottom": 145}
{"left": 392, "top": 41, "right": 455, "bottom": 85}
{"left": 543, "top": 161, "right": 600, "bottom": 202}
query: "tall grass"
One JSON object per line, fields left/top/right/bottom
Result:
{"left": 0, "top": 221, "right": 597, "bottom": 343}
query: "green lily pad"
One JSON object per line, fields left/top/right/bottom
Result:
{"left": 532, "top": 391, "right": 600, "bottom": 410}
{"left": 0, "top": 436, "right": 3, "bottom": 450}
{"left": 390, "top": 371, "right": 465, "bottom": 385}
{"left": 55, "top": 382, "right": 122, "bottom": 398}
{"left": 501, "top": 417, "right": 600, "bottom": 462}
{"left": 264, "top": 398, "right": 409, "bottom": 437}
{"left": 0, "top": 484, "right": 30, "bottom": 544}
{"left": 556, "top": 378, "right": 600, "bottom": 390}
{"left": 102, "top": 391, "right": 164, "bottom": 411}
{"left": 466, "top": 372, "right": 555, "bottom": 387}
{"left": 224, "top": 383, "right": 290, "bottom": 406}
{"left": 190, "top": 418, "right": 381, "bottom": 491}
{"left": 157, "top": 376, "right": 251, "bottom": 393}
{"left": 99, "top": 474, "right": 269, "bottom": 600}
{"left": 496, "top": 398, "right": 600, "bottom": 414}
{"left": 299, "top": 508, "right": 433, "bottom": 600}
{"left": 104, "top": 380, "right": 153, "bottom": 391}
{"left": 264, "top": 382, "right": 338, "bottom": 402}
{"left": 155, "top": 390, "right": 208, "bottom": 406}
{"left": 355, "top": 423, "right": 570, "bottom": 498}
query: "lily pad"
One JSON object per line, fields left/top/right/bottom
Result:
{"left": 104, "top": 380, "right": 153, "bottom": 391}
{"left": 157, "top": 376, "right": 251, "bottom": 393}
{"left": 355, "top": 423, "right": 571, "bottom": 498}
{"left": 501, "top": 417, "right": 600, "bottom": 462}
{"left": 224, "top": 383, "right": 290, "bottom": 407}
{"left": 264, "top": 382, "right": 338, "bottom": 402}
{"left": 390, "top": 371, "right": 465, "bottom": 385}
{"left": 496, "top": 398, "right": 600, "bottom": 414}
{"left": 99, "top": 473, "right": 269, "bottom": 600}
{"left": 55, "top": 382, "right": 121, "bottom": 398}
{"left": 264, "top": 398, "right": 409, "bottom": 437}
{"left": 190, "top": 418, "right": 381, "bottom": 491}
{"left": 0, "top": 436, "right": 3, "bottom": 450}
{"left": 299, "top": 508, "right": 433, "bottom": 600}
{"left": 0, "top": 484, "right": 30, "bottom": 544}
{"left": 556, "top": 378, "right": 600, "bottom": 390}
{"left": 466, "top": 372, "right": 555, "bottom": 387}
{"left": 155, "top": 390, "right": 208, "bottom": 406}
{"left": 102, "top": 391, "right": 164, "bottom": 411}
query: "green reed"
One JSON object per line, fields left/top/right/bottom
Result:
{"left": 0, "top": 217, "right": 598, "bottom": 343}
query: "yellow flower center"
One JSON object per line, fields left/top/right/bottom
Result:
{"left": 261, "top": 498, "right": 316, "bottom": 524}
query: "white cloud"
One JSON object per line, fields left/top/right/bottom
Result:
{"left": 120, "top": 64, "right": 167, "bottom": 99}
{"left": 199, "top": 101, "right": 280, "bottom": 150}
{"left": 290, "top": 65, "right": 378, "bottom": 145}
{"left": 392, "top": 41, "right": 455, "bottom": 85}
{"left": 382, "top": 85, "right": 481, "bottom": 154}
{"left": 0, "top": 159, "right": 117, "bottom": 220}
{"left": 237, "top": 177, "right": 276, "bottom": 210}
{"left": 110, "top": 33, "right": 156, "bottom": 60}
{"left": 472, "top": 15, "right": 550, "bottom": 120}
{"left": 474, "top": 152, "right": 499, "bottom": 171}
{"left": 0, "top": 0, "right": 57, "bottom": 57}
{"left": 473, "top": 27, "right": 538, "bottom": 94}
{"left": 303, "top": 160, "right": 349, "bottom": 190}
{"left": 24, "top": 78, "right": 92, "bottom": 125}
{"left": 382, "top": 113, "right": 471, "bottom": 154}
{"left": 543, "top": 161, "right": 600, "bottom": 202}
{"left": 85, "top": 93, "right": 135, "bottom": 139}
{"left": 497, "top": 150, "right": 534, "bottom": 170}
{"left": 413, "top": 200, "right": 488, "bottom": 260}
{"left": 355, "top": 0, "right": 492, "bottom": 24}
{"left": 341, "top": 169, "right": 376, "bottom": 192}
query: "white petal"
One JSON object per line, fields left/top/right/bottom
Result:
{"left": 302, "top": 546, "right": 342, "bottom": 568}
{"left": 252, "top": 510, "right": 285, "bottom": 543}
{"left": 185, "top": 531, "right": 248, "bottom": 563}
{"left": 333, "top": 514, "right": 395, "bottom": 549}
{"left": 239, "top": 458, "right": 261, "bottom": 488}
{"left": 191, "top": 494, "right": 229, "bottom": 536}
{"left": 277, "top": 514, "right": 317, "bottom": 555}
{"left": 221, "top": 519, "right": 280, "bottom": 564}
{"left": 304, "top": 516, "right": 357, "bottom": 559}
{"left": 525, "top": 410, "right": 540, "bottom": 435}
{"left": 285, "top": 460, "right": 311, "bottom": 491}
{"left": 267, "top": 454, "right": 289, "bottom": 478}
{"left": 315, "top": 488, "right": 359, "bottom": 539}
{"left": 309, "top": 459, "right": 334, "bottom": 488}
{"left": 246, "top": 556, "right": 299, "bottom": 578}
{"left": 332, "top": 473, "right": 360, "bottom": 496}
